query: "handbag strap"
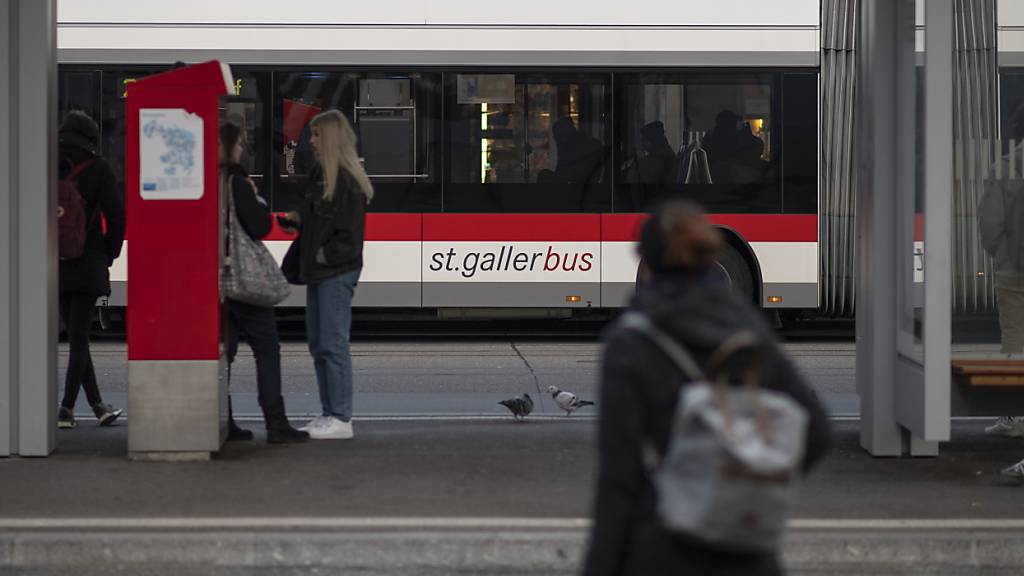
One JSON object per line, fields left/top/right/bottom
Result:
{"left": 224, "top": 174, "right": 236, "bottom": 268}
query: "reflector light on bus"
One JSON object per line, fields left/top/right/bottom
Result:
{"left": 566, "top": 295, "right": 582, "bottom": 303}
{"left": 767, "top": 296, "right": 783, "bottom": 304}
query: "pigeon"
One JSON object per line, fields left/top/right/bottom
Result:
{"left": 547, "top": 385, "right": 595, "bottom": 416}
{"left": 499, "top": 393, "right": 534, "bottom": 421}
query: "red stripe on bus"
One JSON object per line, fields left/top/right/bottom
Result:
{"left": 423, "top": 214, "right": 601, "bottom": 241}
{"left": 264, "top": 213, "right": 422, "bottom": 241}
{"left": 261, "top": 213, "right": 816, "bottom": 243}
{"left": 602, "top": 214, "right": 819, "bottom": 243}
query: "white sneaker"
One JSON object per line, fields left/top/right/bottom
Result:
{"left": 308, "top": 417, "right": 354, "bottom": 440}
{"left": 985, "top": 416, "right": 1024, "bottom": 438}
{"left": 1001, "top": 458, "right": 1024, "bottom": 479}
{"left": 299, "top": 415, "right": 328, "bottom": 432}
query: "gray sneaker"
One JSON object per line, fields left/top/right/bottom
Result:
{"left": 57, "top": 406, "right": 77, "bottom": 429}
{"left": 1001, "top": 458, "right": 1024, "bottom": 479}
{"left": 92, "top": 403, "right": 123, "bottom": 427}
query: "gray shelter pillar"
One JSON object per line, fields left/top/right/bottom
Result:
{"left": 857, "top": 0, "right": 954, "bottom": 456}
{"left": 0, "top": 0, "right": 58, "bottom": 457}
{"left": 857, "top": 0, "right": 905, "bottom": 456}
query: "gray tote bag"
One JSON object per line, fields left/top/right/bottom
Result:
{"left": 222, "top": 176, "right": 292, "bottom": 307}
{"left": 619, "top": 312, "right": 808, "bottom": 553}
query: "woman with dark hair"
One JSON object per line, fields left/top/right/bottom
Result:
{"left": 220, "top": 122, "right": 307, "bottom": 444}
{"left": 583, "top": 200, "right": 830, "bottom": 576}
{"left": 56, "top": 111, "right": 126, "bottom": 429}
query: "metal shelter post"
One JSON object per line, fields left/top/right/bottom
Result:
{"left": 0, "top": 0, "right": 58, "bottom": 457}
{"left": 857, "top": 0, "right": 953, "bottom": 456}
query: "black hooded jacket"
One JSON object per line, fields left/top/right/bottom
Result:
{"left": 584, "top": 272, "right": 831, "bottom": 576}
{"left": 293, "top": 163, "right": 366, "bottom": 284}
{"left": 58, "top": 115, "right": 125, "bottom": 296}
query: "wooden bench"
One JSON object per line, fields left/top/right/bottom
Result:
{"left": 952, "top": 359, "right": 1024, "bottom": 387}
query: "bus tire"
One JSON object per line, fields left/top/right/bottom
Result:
{"left": 716, "top": 242, "right": 756, "bottom": 305}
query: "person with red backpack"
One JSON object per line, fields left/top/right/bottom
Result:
{"left": 56, "top": 111, "right": 125, "bottom": 429}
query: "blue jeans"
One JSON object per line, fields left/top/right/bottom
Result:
{"left": 306, "top": 270, "right": 360, "bottom": 421}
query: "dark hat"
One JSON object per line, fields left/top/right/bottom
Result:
{"left": 59, "top": 110, "right": 100, "bottom": 153}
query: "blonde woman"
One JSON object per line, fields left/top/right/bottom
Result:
{"left": 281, "top": 110, "right": 372, "bottom": 440}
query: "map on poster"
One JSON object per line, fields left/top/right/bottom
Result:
{"left": 139, "top": 108, "right": 204, "bottom": 200}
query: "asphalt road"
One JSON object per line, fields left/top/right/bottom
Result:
{"left": 60, "top": 340, "right": 858, "bottom": 418}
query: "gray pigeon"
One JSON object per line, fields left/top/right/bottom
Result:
{"left": 547, "top": 385, "right": 595, "bottom": 416}
{"left": 499, "top": 393, "right": 534, "bottom": 421}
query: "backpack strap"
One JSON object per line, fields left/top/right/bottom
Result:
{"left": 64, "top": 158, "right": 95, "bottom": 181}
{"left": 618, "top": 312, "right": 705, "bottom": 381}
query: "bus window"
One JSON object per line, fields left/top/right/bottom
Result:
{"left": 781, "top": 73, "right": 818, "bottom": 214}
{"left": 100, "top": 67, "right": 165, "bottom": 201}
{"left": 445, "top": 72, "right": 611, "bottom": 213}
{"left": 273, "top": 71, "right": 355, "bottom": 212}
{"left": 59, "top": 70, "right": 101, "bottom": 125}
{"left": 226, "top": 70, "right": 272, "bottom": 208}
{"left": 614, "top": 73, "right": 781, "bottom": 214}
{"left": 272, "top": 71, "right": 441, "bottom": 213}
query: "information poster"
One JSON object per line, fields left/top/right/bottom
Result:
{"left": 139, "top": 108, "right": 204, "bottom": 200}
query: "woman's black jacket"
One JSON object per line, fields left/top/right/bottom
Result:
{"left": 57, "top": 141, "right": 125, "bottom": 297}
{"left": 293, "top": 164, "right": 366, "bottom": 284}
{"left": 224, "top": 163, "right": 272, "bottom": 242}
{"left": 583, "top": 272, "right": 831, "bottom": 576}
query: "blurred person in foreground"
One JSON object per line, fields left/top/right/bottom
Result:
{"left": 583, "top": 200, "right": 830, "bottom": 576}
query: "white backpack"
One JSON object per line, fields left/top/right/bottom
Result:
{"left": 620, "top": 312, "right": 808, "bottom": 553}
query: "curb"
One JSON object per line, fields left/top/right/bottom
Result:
{"left": 3, "top": 521, "right": 1024, "bottom": 575}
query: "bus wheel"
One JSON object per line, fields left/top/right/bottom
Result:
{"left": 715, "top": 243, "right": 755, "bottom": 304}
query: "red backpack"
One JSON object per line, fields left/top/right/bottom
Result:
{"left": 57, "top": 158, "right": 96, "bottom": 260}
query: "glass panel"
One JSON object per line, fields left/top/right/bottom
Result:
{"left": 614, "top": 73, "right": 779, "bottom": 213}
{"left": 58, "top": 70, "right": 101, "bottom": 124}
{"left": 446, "top": 72, "right": 610, "bottom": 213}
{"left": 225, "top": 70, "right": 271, "bottom": 206}
{"left": 273, "top": 71, "right": 440, "bottom": 213}
{"left": 950, "top": 1, "right": 1004, "bottom": 360}
{"left": 990, "top": 69, "right": 1024, "bottom": 358}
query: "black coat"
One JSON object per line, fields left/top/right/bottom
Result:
{"left": 583, "top": 272, "right": 831, "bottom": 576}
{"left": 292, "top": 164, "right": 366, "bottom": 284}
{"left": 224, "top": 163, "right": 271, "bottom": 242}
{"left": 57, "top": 143, "right": 125, "bottom": 296}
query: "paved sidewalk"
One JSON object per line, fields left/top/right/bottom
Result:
{"left": 3, "top": 421, "right": 1022, "bottom": 519}
{"left": 2, "top": 420, "right": 1024, "bottom": 574}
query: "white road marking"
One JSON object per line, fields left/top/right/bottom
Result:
{"left": 2, "top": 517, "right": 1024, "bottom": 531}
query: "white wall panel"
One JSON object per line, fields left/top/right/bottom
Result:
{"left": 424, "top": 0, "right": 818, "bottom": 26}
{"left": 601, "top": 242, "right": 641, "bottom": 283}
{"left": 999, "top": 0, "right": 1024, "bottom": 27}
{"left": 603, "top": 241, "right": 819, "bottom": 284}
{"left": 265, "top": 241, "right": 421, "bottom": 283}
{"left": 57, "top": 26, "right": 818, "bottom": 55}
{"left": 58, "top": 0, "right": 428, "bottom": 25}
{"left": 750, "top": 242, "right": 818, "bottom": 283}
{"left": 59, "top": 0, "right": 819, "bottom": 26}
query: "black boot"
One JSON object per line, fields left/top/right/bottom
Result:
{"left": 228, "top": 396, "right": 253, "bottom": 442}
{"left": 263, "top": 397, "right": 309, "bottom": 444}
